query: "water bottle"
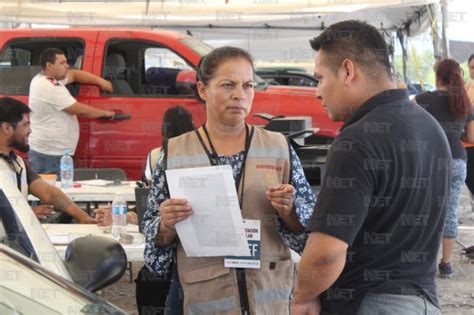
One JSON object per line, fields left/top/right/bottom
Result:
{"left": 60, "top": 151, "right": 74, "bottom": 189}
{"left": 112, "top": 193, "right": 127, "bottom": 239}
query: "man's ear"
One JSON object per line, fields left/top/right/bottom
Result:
{"left": 341, "top": 59, "right": 355, "bottom": 85}
{"left": 0, "top": 122, "right": 13, "bottom": 135}
{"left": 196, "top": 81, "right": 208, "bottom": 101}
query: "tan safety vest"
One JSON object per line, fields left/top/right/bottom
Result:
{"left": 0, "top": 153, "right": 28, "bottom": 200}
{"left": 167, "top": 126, "right": 294, "bottom": 315}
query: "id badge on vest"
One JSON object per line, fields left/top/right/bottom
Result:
{"left": 224, "top": 219, "right": 261, "bottom": 269}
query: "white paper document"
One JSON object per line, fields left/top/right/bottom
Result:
{"left": 166, "top": 165, "right": 250, "bottom": 257}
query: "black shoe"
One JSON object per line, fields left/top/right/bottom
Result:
{"left": 438, "top": 261, "right": 454, "bottom": 279}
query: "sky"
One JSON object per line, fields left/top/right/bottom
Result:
{"left": 445, "top": 0, "right": 474, "bottom": 42}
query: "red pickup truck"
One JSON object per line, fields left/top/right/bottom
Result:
{"left": 0, "top": 28, "right": 341, "bottom": 179}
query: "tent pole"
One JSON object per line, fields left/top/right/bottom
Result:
{"left": 440, "top": 0, "right": 449, "bottom": 58}
{"left": 397, "top": 30, "right": 408, "bottom": 83}
{"left": 428, "top": 3, "right": 442, "bottom": 62}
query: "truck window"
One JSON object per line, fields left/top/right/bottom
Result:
{"left": 144, "top": 47, "right": 193, "bottom": 96}
{"left": 0, "top": 39, "right": 84, "bottom": 96}
{"left": 103, "top": 40, "right": 194, "bottom": 97}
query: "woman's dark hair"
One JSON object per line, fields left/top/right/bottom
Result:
{"left": 469, "top": 54, "right": 474, "bottom": 64}
{"left": 161, "top": 105, "right": 195, "bottom": 148}
{"left": 435, "top": 58, "right": 471, "bottom": 119}
{"left": 0, "top": 97, "right": 31, "bottom": 125}
{"left": 194, "top": 46, "right": 255, "bottom": 103}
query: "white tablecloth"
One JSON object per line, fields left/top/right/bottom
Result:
{"left": 30, "top": 181, "right": 136, "bottom": 202}
{"left": 42, "top": 223, "right": 145, "bottom": 262}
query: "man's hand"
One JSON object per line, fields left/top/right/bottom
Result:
{"left": 94, "top": 205, "right": 112, "bottom": 226}
{"left": 32, "top": 204, "right": 55, "bottom": 220}
{"left": 103, "top": 110, "right": 116, "bottom": 119}
{"left": 100, "top": 79, "right": 113, "bottom": 93}
{"left": 78, "top": 214, "right": 97, "bottom": 224}
{"left": 266, "top": 184, "right": 295, "bottom": 216}
{"left": 291, "top": 298, "right": 322, "bottom": 315}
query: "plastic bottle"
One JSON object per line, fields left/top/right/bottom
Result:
{"left": 112, "top": 193, "right": 127, "bottom": 239}
{"left": 60, "top": 151, "right": 74, "bottom": 189}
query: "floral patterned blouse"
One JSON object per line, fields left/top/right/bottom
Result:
{"left": 142, "top": 145, "right": 316, "bottom": 275}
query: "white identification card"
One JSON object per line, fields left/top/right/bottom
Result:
{"left": 224, "top": 219, "right": 261, "bottom": 269}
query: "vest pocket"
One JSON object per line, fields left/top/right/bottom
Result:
{"left": 181, "top": 263, "right": 230, "bottom": 284}
{"left": 180, "top": 264, "right": 237, "bottom": 314}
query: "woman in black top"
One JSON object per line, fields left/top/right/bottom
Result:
{"left": 415, "top": 58, "right": 474, "bottom": 278}
{"left": 464, "top": 55, "right": 474, "bottom": 197}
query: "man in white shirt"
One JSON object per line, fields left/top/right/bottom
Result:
{"left": 28, "top": 48, "right": 115, "bottom": 175}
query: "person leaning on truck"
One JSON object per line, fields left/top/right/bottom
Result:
{"left": 28, "top": 48, "right": 116, "bottom": 176}
{"left": 0, "top": 97, "right": 95, "bottom": 224}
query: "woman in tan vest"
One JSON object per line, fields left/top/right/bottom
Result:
{"left": 142, "top": 46, "right": 316, "bottom": 315}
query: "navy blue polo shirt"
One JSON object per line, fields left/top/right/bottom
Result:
{"left": 307, "top": 89, "right": 451, "bottom": 314}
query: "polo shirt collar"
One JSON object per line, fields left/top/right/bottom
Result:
{"left": 0, "top": 150, "right": 17, "bottom": 161}
{"left": 341, "top": 89, "right": 409, "bottom": 131}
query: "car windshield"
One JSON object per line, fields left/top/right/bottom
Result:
{"left": 0, "top": 176, "right": 70, "bottom": 279}
{"left": 0, "top": 245, "right": 126, "bottom": 314}
{"left": 179, "top": 37, "right": 267, "bottom": 90}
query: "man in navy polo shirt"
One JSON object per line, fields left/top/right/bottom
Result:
{"left": 292, "top": 20, "right": 450, "bottom": 315}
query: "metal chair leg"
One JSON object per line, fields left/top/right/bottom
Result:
{"left": 126, "top": 261, "right": 133, "bottom": 283}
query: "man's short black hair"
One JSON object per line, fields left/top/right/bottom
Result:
{"left": 469, "top": 54, "right": 474, "bottom": 64}
{"left": 40, "top": 48, "right": 65, "bottom": 69}
{"left": 0, "top": 97, "right": 31, "bottom": 126}
{"left": 310, "top": 20, "right": 392, "bottom": 80}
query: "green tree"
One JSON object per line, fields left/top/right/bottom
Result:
{"left": 394, "top": 44, "right": 436, "bottom": 87}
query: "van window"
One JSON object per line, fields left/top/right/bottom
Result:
{"left": 103, "top": 40, "right": 194, "bottom": 97}
{"left": 0, "top": 38, "right": 84, "bottom": 96}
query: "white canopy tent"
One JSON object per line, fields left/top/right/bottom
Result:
{"left": 1, "top": 0, "right": 445, "bottom": 81}
{"left": 1, "top": 1, "right": 438, "bottom": 61}
{"left": 1, "top": 0, "right": 435, "bottom": 32}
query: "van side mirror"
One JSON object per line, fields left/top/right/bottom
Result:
{"left": 176, "top": 70, "right": 197, "bottom": 95}
{"left": 64, "top": 235, "right": 127, "bottom": 292}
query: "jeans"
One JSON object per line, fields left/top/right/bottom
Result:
{"left": 357, "top": 294, "right": 441, "bottom": 315}
{"left": 443, "top": 159, "right": 467, "bottom": 239}
{"left": 28, "top": 150, "right": 62, "bottom": 177}
{"left": 165, "top": 263, "right": 184, "bottom": 315}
